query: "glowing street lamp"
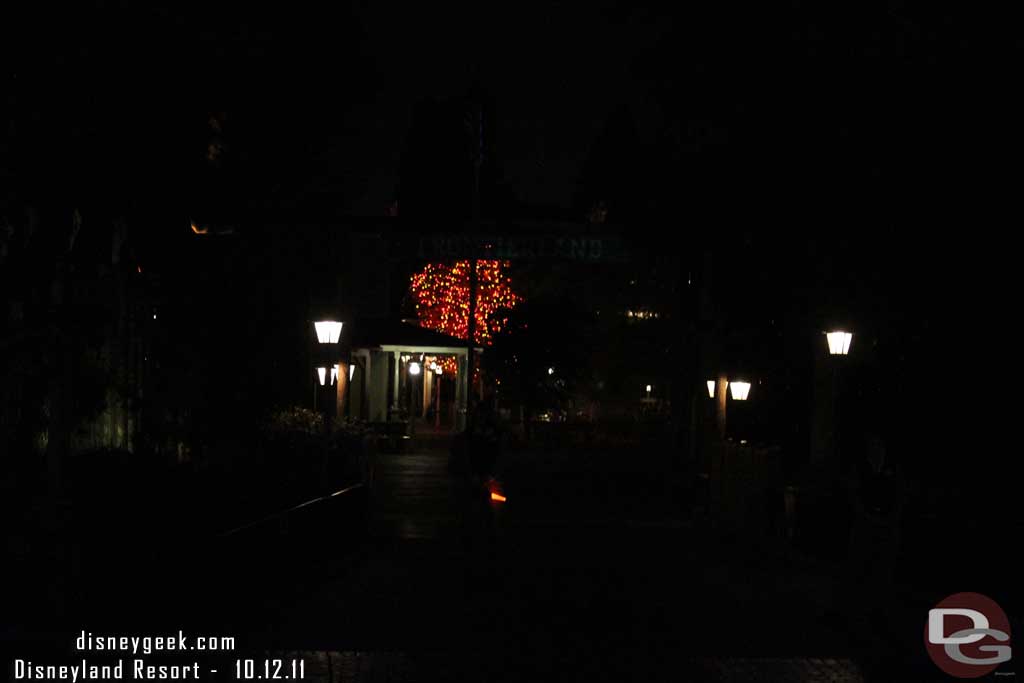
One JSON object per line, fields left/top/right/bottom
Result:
{"left": 548, "top": 367, "right": 555, "bottom": 376}
{"left": 311, "top": 321, "right": 344, "bottom": 417}
{"left": 826, "top": 331, "right": 852, "bottom": 356}
{"left": 645, "top": 384, "right": 652, "bottom": 398}
{"left": 730, "top": 381, "right": 751, "bottom": 401}
{"left": 409, "top": 360, "right": 422, "bottom": 376}
{"left": 314, "top": 321, "right": 343, "bottom": 344}
{"left": 316, "top": 365, "right": 338, "bottom": 391}
{"left": 819, "top": 329, "right": 853, "bottom": 473}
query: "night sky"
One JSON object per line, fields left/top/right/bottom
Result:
{"left": 4, "top": 1, "right": 982, "bottom": 220}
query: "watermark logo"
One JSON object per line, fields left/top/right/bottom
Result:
{"left": 926, "top": 592, "right": 1012, "bottom": 678}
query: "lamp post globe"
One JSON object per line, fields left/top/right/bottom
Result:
{"left": 314, "top": 321, "right": 343, "bottom": 344}
{"left": 730, "top": 381, "right": 751, "bottom": 401}
{"left": 826, "top": 330, "right": 852, "bottom": 356}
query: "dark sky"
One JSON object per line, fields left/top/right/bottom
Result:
{"left": 354, "top": 1, "right": 669, "bottom": 211}
{"left": 4, "top": 1, "right": 980, "bottom": 219}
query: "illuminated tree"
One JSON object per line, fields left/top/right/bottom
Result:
{"left": 409, "top": 260, "right": 521, "bottom": 345}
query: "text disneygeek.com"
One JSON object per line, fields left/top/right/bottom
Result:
{"left": 11, "top": 631, "right": 242, "bottom": 681}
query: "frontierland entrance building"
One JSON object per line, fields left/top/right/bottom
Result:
{"left": 346, "top": 318, "right": 481, "bottom": 431}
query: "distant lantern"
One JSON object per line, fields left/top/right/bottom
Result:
{"left": 826, "top": 331, "right": 853, "bottom": 356}
{"left": 730, "top": 381, "right": 751, "bottom": 401}
{"left": 317, "top": 367, "right": 328, "bottom": 386}
{"left": 434, "top": 364, "right": 443, "bottom": 375}
{"left": 409, "top": 361, "right": 422, "bottom": 376}
{"left": 646, "top": 384, "right": 652, "bottom": 395}
{"left": 314, "top": 321, "right": 343, "bottom": 344}
{"left": 548, "top": 367, "right": 555, "bottom": 376}
{"left": 707, "top": 380, "right": 717, "bottom": 398}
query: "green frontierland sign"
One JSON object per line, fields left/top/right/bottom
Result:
{"left": 410, "top": 233, "right": 630, "bottom": 262}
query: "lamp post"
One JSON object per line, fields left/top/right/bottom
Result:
{"left": 726, "top": 380, "right": 751, "bottom": 444}
{"left": 824, "top": 330, "right": 852, "bottom": 470}
{"left": 797, "top": 329, "right": 857, "bottom": 551}
{"left": 810, "top": 328, "right": 855, "bottom": 472}
{"left": 312, "top": 320, "right": 344, "bottom": 419}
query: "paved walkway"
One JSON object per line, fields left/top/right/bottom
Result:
{"left": 239, "top": 449, "right": 889, "bottom": 681}
{"left": 0, "top": 448, "right": 983, "bottom": 681}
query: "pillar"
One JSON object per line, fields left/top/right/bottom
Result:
{"left": 391, "top": 350, "right": 401, "bottom": 416}
{"left": 455, "top": 353, "right": 468, "bottom": 431}
{"left": 422, "top": 366, "right": 432, "bottom": 418}
{"left": 368, "top": 350, "right": 389, "bottom": 422}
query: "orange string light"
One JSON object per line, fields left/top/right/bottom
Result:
{"left": 409, "top": 260, "right": 522, "bottom": 345}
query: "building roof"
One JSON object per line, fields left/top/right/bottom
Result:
{"left": 348, "top": 318, "right": 480, "bottom": 352}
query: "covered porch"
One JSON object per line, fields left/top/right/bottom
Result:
{"left": 345, "top": 319, "right": 481, "bottom": 433}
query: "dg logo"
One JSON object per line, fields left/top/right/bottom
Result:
{"left": 926, "top": 592, "right": 1012, "bottom": 678}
